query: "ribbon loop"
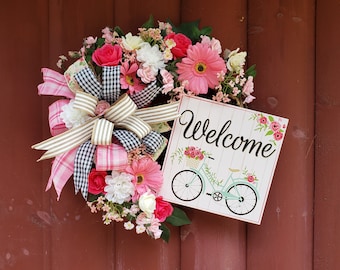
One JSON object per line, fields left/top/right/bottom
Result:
{"left": 73, "top": 91, "right": 98, "bottom": 116}
{"left": 74, "top": 67, "right": 102, "bottom": 98}
{"left": 104, "top": 94, "right": 137, "bottom": 122}
{"left": 91, "top": 119, "right": 114, "bottom": 145}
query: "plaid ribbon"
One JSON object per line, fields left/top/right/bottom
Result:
{"left": 130, "top": 81, "right": 162, "bottom": 108}
{"left": 74, "top": 141, "right": 97, "bottom": 199}
{"left": 95, "top": 144, "right": 128, "bottom": 171}
{"left": 113, "top": 129, "right": 163, "bottom": 154}
{"left": 38, "top": 68, "right": 75, "bottom": 99}
{"left": 48, "top": 99, "right": 68, "bottom": 136}
{"left": 46, "top": 148, "right": 77, "bottom": 200}
{"left": 74, "top": 67, "right": 102, "bottom": 99}
{"left": 102, "top": 66, "right": 121, "bottom": 104}
{"left": 142, "top": 131, "right": 164, "bottom": 154}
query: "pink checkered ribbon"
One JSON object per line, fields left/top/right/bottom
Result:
{"left": 45, "top": 148, "right": 77, "bottom": 200}
{"left": 38, "top": 68, "right": 75, "bottom": 99}
{"left": 48, "top": 99, "right": 68, "bottom": 136}
{"left": 95, "top": 144, "right": 128, "bottom": 171}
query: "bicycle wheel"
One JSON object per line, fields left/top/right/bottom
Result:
{"left": 225, "top": 184, "right": 257, "bottom": 215}
{"left": 172, "top": 170, "right": 203, "bottom": 201}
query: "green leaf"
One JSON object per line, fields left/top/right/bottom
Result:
{"left": 142, "top": 15, "right": 155, "bottom": 29}
{"left": 268, "top": 115, "right": 274, "bottom": 122}
{"left": 245, "top": 64, "right": 257, "bottom": 77}
{"left": 266, "top": 130, "right": 274, "bottom": 136}
{"left": 166, "top": 207, "right": 191, "bottom": 226}
{"left": 160, "top": 223, "right": 170, "bottom": 243}
{"left": 114, "top": 26, "right": 125, "bottom": 37}
{"left": 169, "top": 19, "right": 212, "bottom": 42}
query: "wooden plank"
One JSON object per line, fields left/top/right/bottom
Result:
{"left": 110, "top": 2, "right": 183, "bottom": 269}
{"left": 314, "top": 0, "right": 340, "bottom": 269}
{"left": 44, "top": 1, "right": 117, "bottom": 269}
{"left": 179, "top": 1, "right": 248, "bottom": 269}
{"left": 247, "top": 0, "right": 315, "bottom": 269}
{"left": 0, "top": 1, "right": 50, "bottom": 269}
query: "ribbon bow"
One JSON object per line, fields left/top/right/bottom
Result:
{"left": 32, "top": 62, "right": 179, "bottom": 200}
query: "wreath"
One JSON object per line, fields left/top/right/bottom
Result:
{"left": 32, "top": 16, "right": 256, "bottom": 241}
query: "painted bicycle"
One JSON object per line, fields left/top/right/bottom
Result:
{"left": 171, "top": 156, "right": 259, "bottom": 215}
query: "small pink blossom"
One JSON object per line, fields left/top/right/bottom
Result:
{"left": 242, "top": 76, "right": 254, "bottom": 96}
{"left": 95, "top": 100, "right": 110, "bottom": 115}
{"left": 137, "top": 66, "right": 156, "bottom": 84}
{"left": 84, "top": 36, "right": 97, "bottom": 48}
{"left": 102, "top": 27, "right": 114, "bottom": 43}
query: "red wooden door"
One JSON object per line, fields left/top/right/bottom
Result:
{"left": 1, "top": 0, "right": 339, "bottom": 269}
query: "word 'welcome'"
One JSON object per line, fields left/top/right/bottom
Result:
{"left": 179, "top": 110, "right": 276, "bottom": 158}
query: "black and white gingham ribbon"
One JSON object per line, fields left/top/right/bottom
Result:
{"left": 102, "top": 66, "right": 121, "bottom": 104}
{"left": 74, "top": 67, "right": 102, "bottom": 99}
{"left": 130, "top": 81, "right": 162, "bottom": 108}
{"left": 74, "top": 140, "right": 97, "bottom": 199}
{"left": 142, "top": 131, "right": 164, "bottom": 154}
{"left": 113, "top": 129, "right": 163, "bottom": 154}
{"left": 113, "top": 130, "right": 141, "bottom": 152}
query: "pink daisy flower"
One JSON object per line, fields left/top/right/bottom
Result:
{"left": 176, "top": 43, "right": 227, "bottom": 95}
{"left": 120, "top": 62, "right": 144, "bottom": 94}
{"left": 125, "top": 157, "right": 163, "bottom": 200}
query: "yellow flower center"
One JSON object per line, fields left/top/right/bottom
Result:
{"left": 125, "top": 75, "right": 134, "bottom": 85}
{"left": 195, "top": 62, "right": 207, "bottom": 74}
{"left": 137, "top": 175, "right": 144, "bottom": 184}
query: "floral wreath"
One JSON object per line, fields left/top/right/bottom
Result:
{"left": 32, "top": 16, "right": 256, "bottom": 241}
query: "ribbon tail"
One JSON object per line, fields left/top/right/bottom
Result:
{"left": 73, "top": 141, "right": 97, "bottom": 200}
{"left": 46, "top": 148, "right": 77, "bottom": 200}
{"left": 32, "top": 119, "right": 95, "bottom": 161}
{"left": 134, "top": 101, "right": 180, "bottom": 124}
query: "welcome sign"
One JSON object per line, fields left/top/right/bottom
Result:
{"left": 160, "top": 95, "right": 289, "bottom": 224}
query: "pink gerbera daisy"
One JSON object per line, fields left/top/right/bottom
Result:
{"left": 176, "top": 43, "right": 227, "bottom": 95}
{"left": 120, "top": 62, "right": 144, "bottom": 94}
{"left": 125, "top": 157, "right": 163, "bottom": 200}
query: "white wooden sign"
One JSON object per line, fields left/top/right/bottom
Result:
{"left": 160, "top": 95, "right": 289, "bottom": 224}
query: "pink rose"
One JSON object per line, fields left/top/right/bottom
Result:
{"left": 273, "top": 131, "right": 283, "bottom": 141}
{"left": 259, "top": 116, "right": 268, "bottom": 125}
{"left": 154, "top": 196, "right": 173, "bottom": 222}
{"left": 88, "top": 169, "right": 107, "bottom": 195}
{"left": 92, "top": 44, "right": 122, "bottom": 66}
{"left": 95, "top": 100, "right": 110, "bottom": 115}
{"left": 247, "top": 175, "right": 255, "bottom": 183}
{"left": 165, "top": 33, "right": 192, "bottom": 58}
{"left": 270, "top": 121, "right": 281, "bottom": 132}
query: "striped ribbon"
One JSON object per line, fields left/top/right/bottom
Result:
{"left": 32, "top": 93, "right": 180, "bottom": 161}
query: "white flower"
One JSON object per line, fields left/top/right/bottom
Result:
{"left": 138, "top": 192, "right": 156, "bottom": 217}
{"left": 121, "top": 32, "right": 144, "bottom": 51}
{"left": 136, "top": 43, "right": 165, "bottom": 76}
{"left": 227, "top": 48, "right": 247, "bottom": 72}
{"left": 136, "top": 224, "right": 146, "bottom": 234}
{"left": 124, "top": 221, "right": 135, "bottom": 230}
{"left": 60, "top": 100, "right": 90, "bottom": 129}
{"left": 104, "top": 171, "right": 135, "bottom": 204}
